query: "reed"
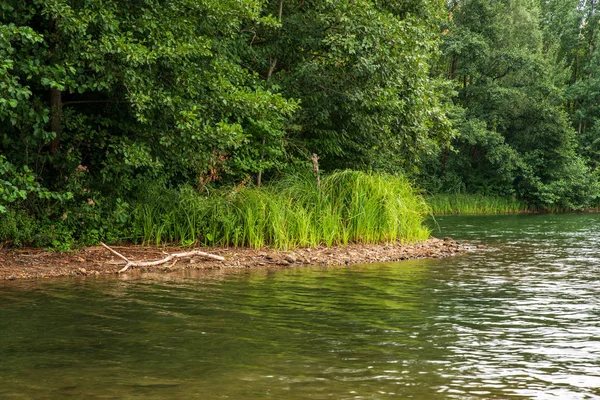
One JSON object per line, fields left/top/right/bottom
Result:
{"left": 427, "top": 193, "right": 529, "bottom": 215}
{"left": 132, "top": 171, "right": 431, "bottom": 249}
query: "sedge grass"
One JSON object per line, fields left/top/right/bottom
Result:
{"left": 132, "top": 171, "right": 431, "bottom": 249}
{"left": 427, "top": 193, "right": 529, "bottom": 215}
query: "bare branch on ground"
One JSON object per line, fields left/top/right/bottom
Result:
{"left": 99, "top": 242, "right": 225, "bottom": 273}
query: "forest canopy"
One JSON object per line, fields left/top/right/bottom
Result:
{"left": 1, "top": 0, "right": 600, "bottom": 246}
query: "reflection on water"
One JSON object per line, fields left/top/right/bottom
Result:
{"left": 1, "top": 214, "right": 599, "bottom": 399}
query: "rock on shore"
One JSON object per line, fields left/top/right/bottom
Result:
{"left": 0, "top": 238, "right": 471, "bottom": 281}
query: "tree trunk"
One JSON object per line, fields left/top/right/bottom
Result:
{"left": 441, "top": 148, "right": 448, "bottom": 176}
{"left": 257, "top": 0, "right": 284, "bottom": 186}
{"left": 449, "top": 55, "right": 456, "bottom": 79}
{"left": 50, "top": 88, "right": 62, "bottom": 155}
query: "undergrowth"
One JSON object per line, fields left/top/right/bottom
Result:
{"left": 5, "top": 171, "right": 599, "bottom": 250}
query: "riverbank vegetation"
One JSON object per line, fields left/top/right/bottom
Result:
{"left": 427, "top": 194, "right": 528, "bottom": 215}
{"left": 135, "top": 171, "right": 430, "bottom": 249}
{"left": 2, "top": 0, "right": 600, "bottom": 249}
{"left": 0, "top": 171, "right": 430, "bottom": 249}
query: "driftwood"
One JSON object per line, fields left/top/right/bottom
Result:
{"left": 99, "top": 242, "right": 225, "bottom": 274}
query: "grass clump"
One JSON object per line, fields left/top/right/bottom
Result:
{"left": 427, "top": 193, "right": 529, "bottom": 215}
{"left": 133, "top": 170, "right": 431, "bottom": 249}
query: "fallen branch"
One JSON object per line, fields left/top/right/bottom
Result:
{"left": 99, "top": 242, "right": 225, "bottom": 274}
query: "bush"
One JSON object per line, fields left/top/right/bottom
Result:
{"left": 0, "top": 209, "right": 37, "bottom": 246}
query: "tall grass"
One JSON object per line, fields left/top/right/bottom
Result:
{"left": 132, "top": 171, "right": 431, "bottom": 249}
{"left": 427, "top": 193, "right": 529, "bottom": 215}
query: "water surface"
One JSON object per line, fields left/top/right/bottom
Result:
{"left": 1, "top": 214, "right": 599, "bottom": 399}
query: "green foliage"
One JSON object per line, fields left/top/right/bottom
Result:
{"left": 1, "top": 0, "right": 297, "bottom": 199}
{"left": 427, "top": 193, "right": 528, "bottom": 215}
{"left": 244, "top": 0, "right": 452, "bottom": 173}
{"left": 423, "top": 0, "right": 600, "bottom": 209}
{"left": 133, "top": 171, "right": 431, "bottom": 249}
{"left": 517, "top": 156, "right": 600, "bottom": 210}
{"left": 0, "top": 0, "right": 457, "bottom": 248}
{"left": 418, "top": 107, "right": 522, "bottom": 196}
{"left": 0, "top": 208, "right": 37, "bottom": 246}
{"left": 5, "top": 0, "right": 600, "bottom": 250}
{"left": 0, "top": 155, "right": 65, "bottom": 213}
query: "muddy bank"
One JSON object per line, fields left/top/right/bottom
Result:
{"left": 0, "top": 238, "right": 474, "bottom": 281}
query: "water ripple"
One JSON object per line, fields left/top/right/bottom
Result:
{"left": 0, "top": 214, "right": 599, "bottom": 398}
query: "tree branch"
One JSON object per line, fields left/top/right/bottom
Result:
{"left": 100, "top": 242, "right": 225, "bottom": 274}
{"left": 62, "top": 100, "right": 131, "bottom": 106}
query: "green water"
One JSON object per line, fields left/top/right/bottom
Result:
{"left": 1, "top": 214, "right": 600, "bottom": 399}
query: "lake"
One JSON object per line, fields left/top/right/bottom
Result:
{"left": 1, "top": 214, "right": 599, "bottom": 399}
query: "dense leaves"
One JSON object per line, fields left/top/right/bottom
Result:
{"left": 421, "top": 0, "right": 600, "bottom": 209}
{"left": 1, "top": 0, "right": 297, "bottom": 199}
{"left": 242, "top": 0, "right": 451, "bottom": 172}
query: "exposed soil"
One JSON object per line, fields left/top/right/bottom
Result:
{"left": 0, "top": 237, "right": 475, "bottom": 281}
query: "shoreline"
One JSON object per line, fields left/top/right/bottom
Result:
{"left": 0, "top": 238, "right": 472, "bottom": 281}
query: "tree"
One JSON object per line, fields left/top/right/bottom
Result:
{"left": 242, "top": 0, "right": 452, "bottom": 174}
{"left": 424, "top": 0, "right": 599, "bottom": 208}
{"left": 0, "top": 0, "right": 298, "bottom": 205}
